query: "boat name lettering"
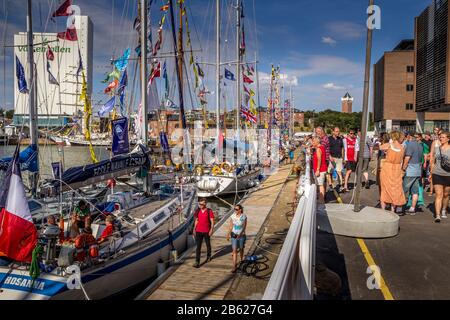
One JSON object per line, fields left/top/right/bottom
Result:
{"left": 153, "top": 211, "right": 166, "bottom": 224}
{"left": 92, "top": 157, "right": 146, "bottom": 176}
{"left": 4, "top": 276, "right": 45, "bottom": 290}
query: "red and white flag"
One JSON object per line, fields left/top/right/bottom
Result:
{"left": 51, "top": 0, "right": 73, "bottom": 18}
{"left": 243, "top": 74, "right": 254, "bottom": 84}
{"left": 57, "top": 27, "right": 78, "bottom": 41}
{"left": 0, "top": 147, "right": 37, "bottom": 263}
{"left": 47, "top": 45, "right": 55, "bottom": 61}
{"left": 147, "top": 62, "right": 161, "bottom": 91}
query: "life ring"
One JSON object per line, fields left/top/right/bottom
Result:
{"left": 195, "top": 166, "right": 204, "bottom": 176}
{"left": 221, "top": 162, "right": 232, "bottom": 173}
{"left": 212, "top": 166, "right": 222, "bottom": 176}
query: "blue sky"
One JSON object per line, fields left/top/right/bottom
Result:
{"left": 0, "top": 0, "right": 433, "bottom": 114}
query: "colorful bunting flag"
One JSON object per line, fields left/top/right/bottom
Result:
{"left": 46, "top": 45, "right": 54, "bottom": 61}
{"left": 47, "top": 61, "right": 59, "bottom": 86}
{"left": 104, "top": 79, "right": 119, "bottom": 94}
{"left": 15, "top": 56, "right": 28, "bottom": 94}
{"left": 225, "top": 69, "right": 236, "bottom": 81}
{"left": 51, "top": 0, "right": 72, "bottom": 18}
{"left": 243, "top": 74, "right": 253, "bottom": 84}
{"left": 98, "top": 96, "right": 116, "bottom": 117}
{"left": 114, "top": 48, "right": 131, "bottom": 72}
{"left": 57, "top": 27, "right": 78, "bottom": 41}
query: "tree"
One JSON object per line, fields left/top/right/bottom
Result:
{"left": 5, "top": 110, "right": 14, "bottom": 119}
{"left": 0, "top": 108, "right": 4, "bottom": 117}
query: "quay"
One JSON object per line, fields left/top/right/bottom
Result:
{"left": 139, "top": 164, "right": 295, "bottom": 300}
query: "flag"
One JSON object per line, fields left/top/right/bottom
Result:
{"left": 104, "top": 79, "right": 119, "bottom": 94}
{"left": 46, "top": 45, "right": 54, "bottom": 61}
{"left": 225, "top": 69, "right": 236, "bottom": 81}
{"left": 0, "top": 146, "right": 37, "bottom": 263}
{"left": 118, "top": 70, "right": 128, "bottom": 94}
{"left": 244, "top": 86, "right": 251, "bottom": 96}
{"left": 47, "top": 61, "right": 60, "bottom": 85}
{"left": 243, "top": 74, "right": 253, "bottom": 84}
{"left": 51, "top": 0, "right": 72, "bottom": 17}
{"left": 163, "top": 61, "right": 169, "bottom": 99}
{"left": 114, "top": 48, "right": 131, "bottom": 72}
{"left": 147, "top": 62, "right": 161, "bottom": 91}
{"left": 101, "top": 73, "right": 110, "bottom": 84}
{"left": 241, "top": 108, "right": 257, "bottom": 124}
{"left": 15, "top": 56, "right": 28, "bottom": 94}
{"left": 249, "top": 88, "right": 255, "bottom": 97}
{"left": 197, "top": 63, "right": 205, "bottom": 78}
{"left": 98, "top": 96, "right": 116, "bottom": 117}
{"left": 57, "top": 27, "right": 78, "bottom": 41}
{"left": 76, "top": 48, "right": 83, "bottom": 78}
{"left": 160, "top": 4, "right": 169, "bottom": 11}
{"left": 108, "top": 68, "right": 121, "bottom": 81}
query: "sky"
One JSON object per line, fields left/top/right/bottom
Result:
{"left": 0, "top": 0, "right": 434, "bottom": 114}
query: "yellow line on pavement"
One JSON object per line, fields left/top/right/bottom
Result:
{"left": 356, "top": 238, "right": 395, "bottom": 300}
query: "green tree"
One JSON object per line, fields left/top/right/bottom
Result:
{"left": 5, "top": 110, "right": 14, "bottom": 119}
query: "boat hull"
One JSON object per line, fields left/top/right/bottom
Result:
{"left": 197, "top": 169, "right": 262, "bottom": 198}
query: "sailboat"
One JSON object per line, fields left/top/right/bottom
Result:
{"left": 194, "top": 0, "right": 263, "bottom": 198}
{"left": 0, "top": 0, "right": 198, "bottom": 300}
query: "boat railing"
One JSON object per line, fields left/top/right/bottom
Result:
{"left": 262, "top": 153, "right": 317, "bottom": 300}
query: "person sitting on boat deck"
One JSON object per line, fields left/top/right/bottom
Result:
{"left": 98, "top": 215, "right": 115, "bottom": 244}
{"left": 68, "top": 212, "right": 80, "bottom": 240}
{"left": 74, "top": 227, "right": 99, "bottom": 262}
{"left": 74, "top": 199, "right": 91, "bottom": 229}
{"left": 46, "top": 215, "right": 57, "bottom": 226}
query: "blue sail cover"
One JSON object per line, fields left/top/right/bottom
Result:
{"left": 0, "top": 145, "right": 38, "bottom": 172}
{"left": 48, "top": 145, "right": 150, "bottom": 190}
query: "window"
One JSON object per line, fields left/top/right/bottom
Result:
{"left": 405, "top": 103, "right": 414, "bottom": 111}
{"left": 407, "top": 66, "right": 414, "bottom": 73}
{"left": 406, "top": 84, "right": 414, "bottom": 91}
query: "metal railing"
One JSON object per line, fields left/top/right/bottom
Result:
{"left": 263, "top": 154, "right": 317, "bottom": 300}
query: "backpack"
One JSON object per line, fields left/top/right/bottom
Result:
{"left": 438, "top": 147, "right": 450, "bottom": 173}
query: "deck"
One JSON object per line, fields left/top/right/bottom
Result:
{"left": 143, "top": 165, "right": 293, "bottom": 300}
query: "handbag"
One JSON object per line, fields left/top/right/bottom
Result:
{"left": 439, "top": 147, "right": 450, "bottom": 173}
{"left": 230, "top": 232, "right": 238, "bottom": 239}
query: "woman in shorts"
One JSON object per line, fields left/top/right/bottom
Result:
{"left": 227, "top": 205, "right": 247, "bottom": 273}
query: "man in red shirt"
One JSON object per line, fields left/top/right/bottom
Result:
{"left": 343, "top": 130, "right": 360, "bottom": 192}
{"left": 193, "top": 198, "right": 215, "bottom": 268}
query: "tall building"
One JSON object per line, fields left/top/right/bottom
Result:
{"left": 13, "top": 16, "right": 93, "bottom": 127}
{"left": 415, "top": 0, "right": 450, "bottom": 130}
{"left": 341, "top": 92, "right": 353, "bottom": 114}
{"left": 373, "top": 39, "right": 448, "bottom": 132}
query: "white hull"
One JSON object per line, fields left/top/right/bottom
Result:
{"left": 196, "top": 169, "right": 262, "bottom": 198}
{"left": 0, "top": 188, "right": 197, "bottom": 300}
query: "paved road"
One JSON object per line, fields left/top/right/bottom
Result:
{"left": 317, "top": 179, "right": 450, "bottom": 300}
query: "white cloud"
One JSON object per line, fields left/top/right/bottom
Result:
{"left": 321, "top": 36, "right": 337, "bottom": 46}
{"left": 258, "top": 72, "right": 298, "bottom": 86}
{"left": 324, "top": 21, "right": 365, "bottom": 40}
{"left": 323, "top": 83, "right": 344, "bottom": 90}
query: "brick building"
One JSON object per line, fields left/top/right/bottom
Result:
{"left": 373, "top": 39, "right": 449, "bottom": 133}
{"left": 341, "top": 92, "right": 353, "bottom": 114}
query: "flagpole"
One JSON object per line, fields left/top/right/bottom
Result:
{"left": 216, "top": 0, "right": 221, "bottom": 155}
{"left": 27, "top": 0, "right": 39, "bottom": 196}
{"left": 140, "top": 0, "right": 151, "bottom": 193}
{"left": 235, "top": 0, "right": 241, "bottom": 142}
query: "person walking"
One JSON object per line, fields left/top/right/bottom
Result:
{"left": 227, "top": 205, "right": 247, "bottom": 273}
{"left": 193, "top": 198, "right": 215, "bottom": 268}
{"left": 316, "top": 127, "right": 331, "bottom": 188}
{"left": 328, "top": 127, "right": 344, "bottom": 190}
{"left": 343, "top": 130, "right": 359, "bottom": 193}
{"left": 312, "top": 136, "right": 327, "bottom": 203}
{"left": 360, "top": 135, "right": 374, "bottom": 189}
{"left": 402, "top": 133, "right": 424, "bottom": 215}
{"left": 429, "top": 131, "right": 450, "bottom": 223}
{"left": 379, "top": 131, "right": 406, "bottom": 213}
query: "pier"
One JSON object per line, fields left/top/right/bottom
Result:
{"left": 140, "top": 164, "right": 295, "bottom": 300}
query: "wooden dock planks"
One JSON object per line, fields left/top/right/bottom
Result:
{"left": 146, "top": 165, "right": 292, "bottom": 300}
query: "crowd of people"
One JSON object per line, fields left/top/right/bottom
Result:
{"left": 303, "top": 126, "right": 450, "bottom": 223}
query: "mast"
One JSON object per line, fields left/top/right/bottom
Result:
{"left": 140, "top": 0, "right": 150, "bottom": 192}
{"left": 216, "top": 0, "right": 221, "bottom": 150}
{"left": 235, "top": 0, "right": 241, "bottom": 138}
{"left": 27, "top": 0, "right": 39, "bottom": 196}
{"left": 178, "top": 0, "right": 184, "bottom": 132}
{"left": 255, "top": 52, "right": 261, "bottom": 128}
{"left": 169, "top": 0, "right": 189, "bottom": 164}
{"left": 289, "top": 84, "right": 293, "bottom": 138}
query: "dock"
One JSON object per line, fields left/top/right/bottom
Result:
{"left": 142, "top": 164, "right": 294, "bottom": 300}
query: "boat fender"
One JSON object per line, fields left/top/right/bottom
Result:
{"left": 195, "top": 166, "right": 204, "bottom": 176}
{"left": 212, "top": 166, "right": 222, "bottom": 176}
{"left": 221, "top": 162, "right": 232, "bottom": 173}
{"left": 170, "top": 249, "right": 178, "bottom": 266}
{"left": 157, "top": 258, "right": 166, "bottom": 277}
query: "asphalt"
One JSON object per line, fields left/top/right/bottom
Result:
{"left": 317, "top": 172, "right": 450, "bottom": 300}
